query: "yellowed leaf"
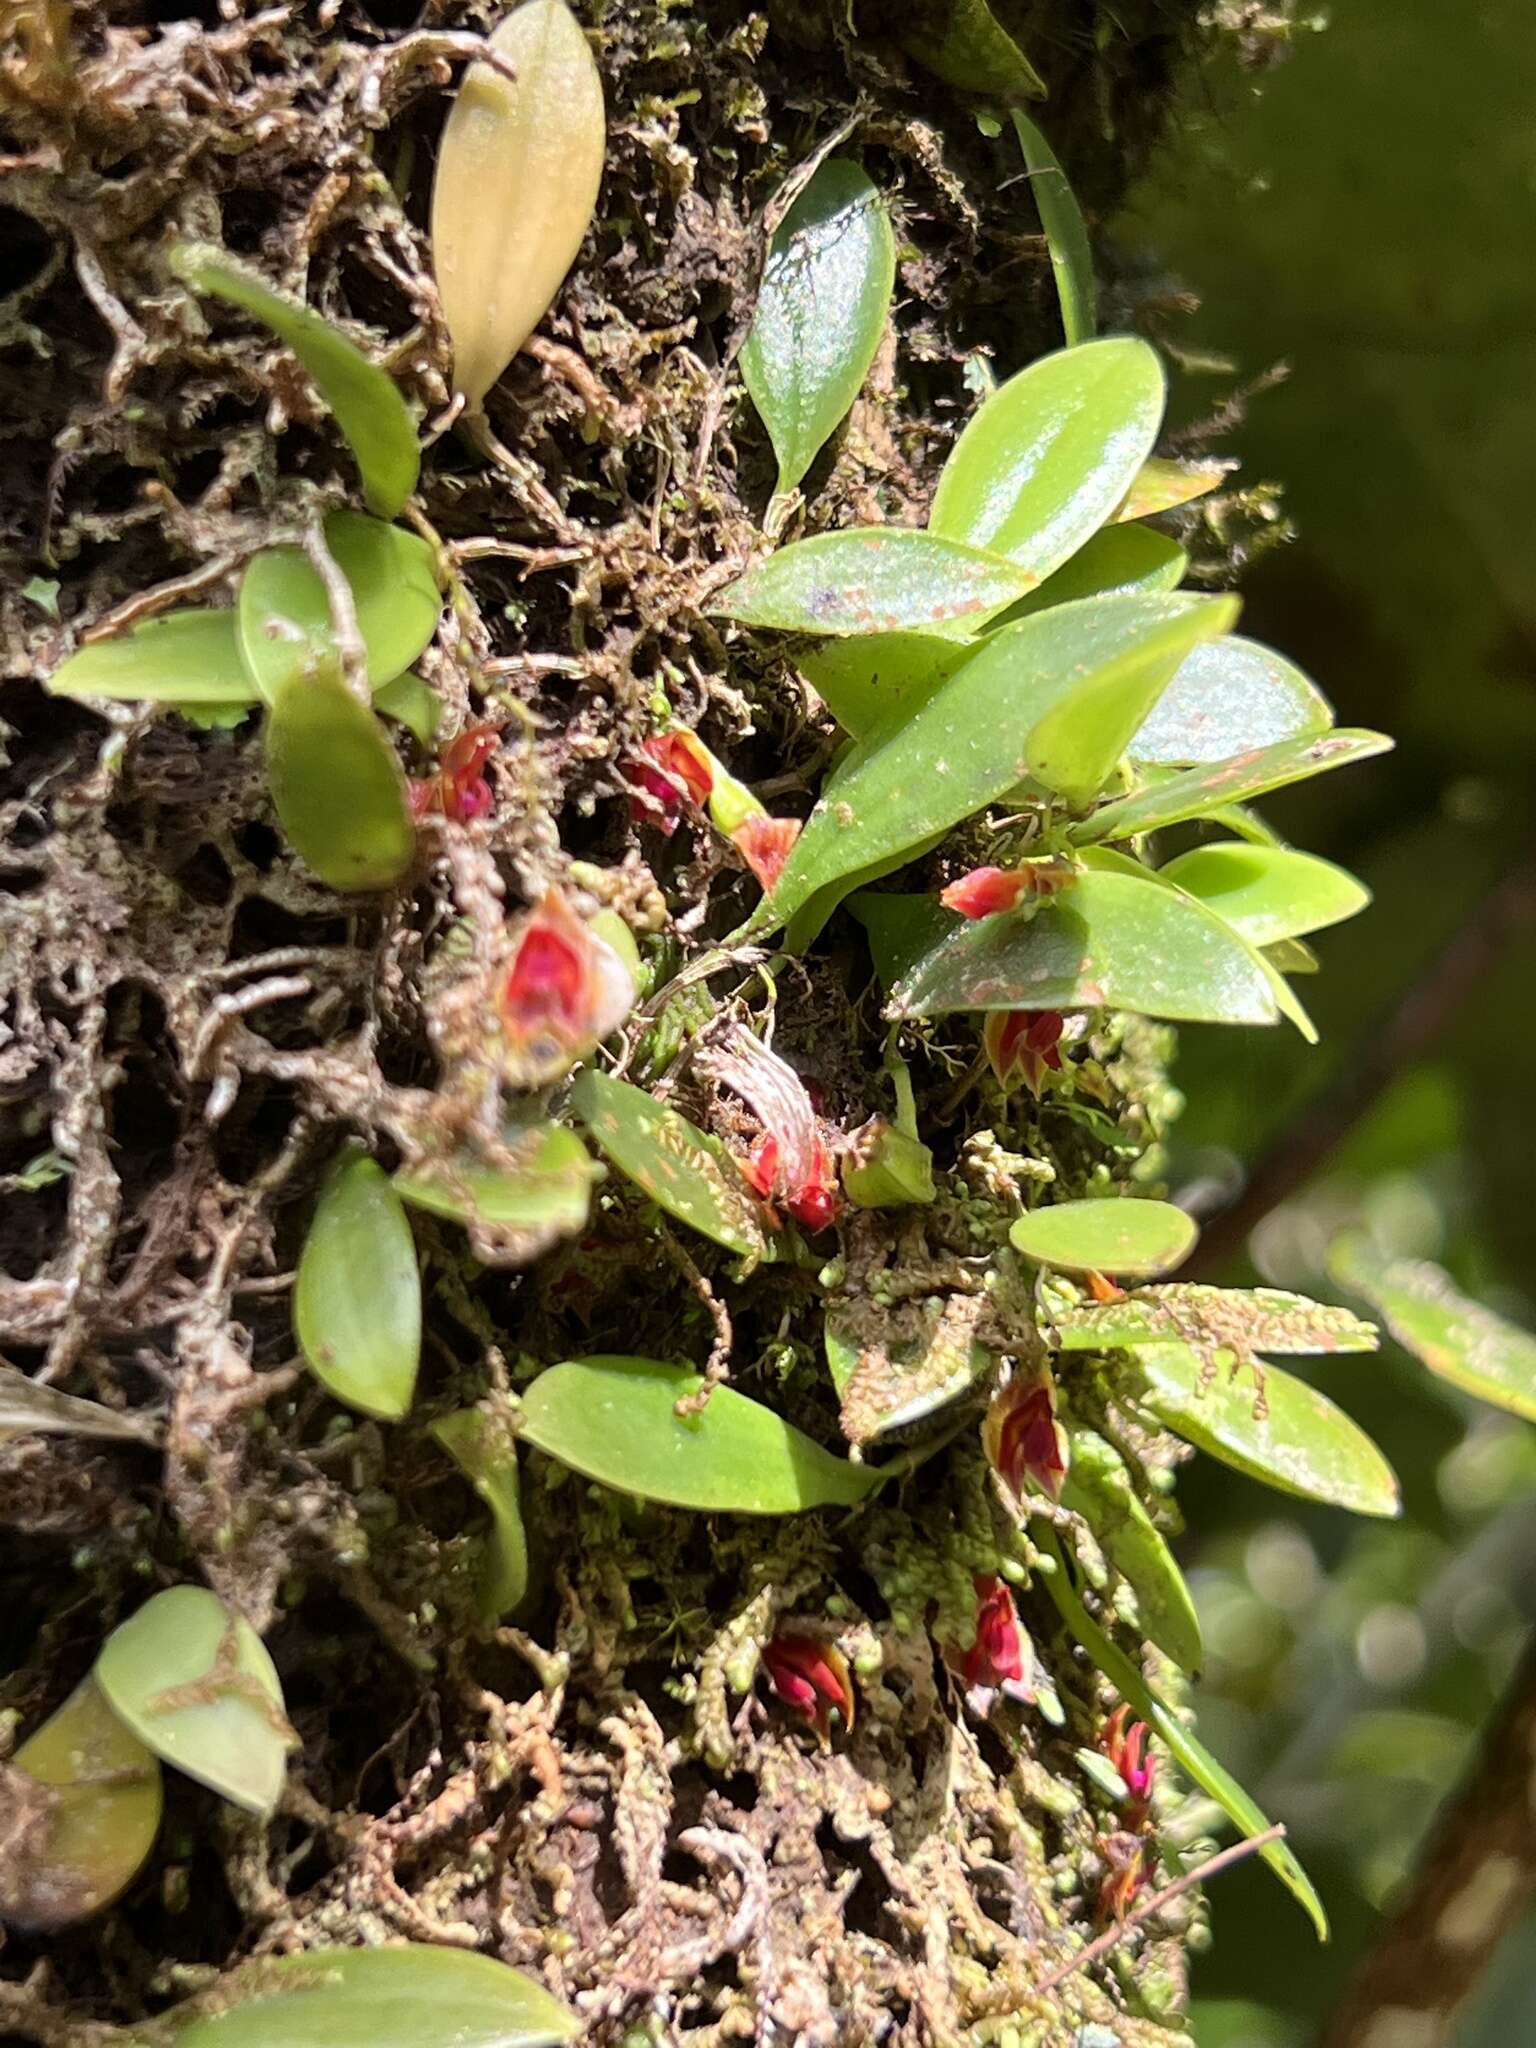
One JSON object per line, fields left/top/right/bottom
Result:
{"left": 431, "top": 0, "right": 605, "bottom": 411}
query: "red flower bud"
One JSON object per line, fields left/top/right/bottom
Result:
{"left": 941, "top": 860, "right": 1076, "bottom": 919}
{"left": 956, "top": 1575, "right": 1029, "bottom": 1691}
{"left": 732, "top": 814, "right": 801, "bottom": 892}
{"left": 625, "top": 731, "right": 715, "bottom": 833}
{"left": 983, "top": 1009, "right": 1065, "bottom": 1094}
{"left": 762, "top": 1634, "right": 855, "bottom": 1747}
{"left": 985, "top": 1376, "right": 1068, "bottom": 1505}
{"left": 1103, "top": 1704, "right": 1157, "bottom": 1829}
{"left": 410, "top": 722, "right": 499, "bottom": 823}
{"left": 494, "top": 888, "right": 637, "bottom": 1086}
{"left": 1096, "top": 1831, "right": 1148, "bottom": 1924}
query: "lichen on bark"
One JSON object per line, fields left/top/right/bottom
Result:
{"left": 0, "top": 2, "right": 1243, "bottom": 2042}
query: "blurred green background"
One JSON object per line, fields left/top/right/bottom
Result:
{"left": 1116, "top": 0, "right": 1536, "bottom": 2038}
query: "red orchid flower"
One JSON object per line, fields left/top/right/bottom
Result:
{"left": 957, "top": 1575, "right": 1029, "bottom": 1690}
{"left": 1096, "top": 1831, "right": 1148, "bottom": 1924}
{"left": 985, "top": 1376, "right": 1068, "bottom": 1505}
{"left": 741, "top": 1132, "right": 841, "bottom": 1232}
{"left": 762, "top": 1634, "right": 855, "bottom": 1747}
{"left": 410, "top": 723, "right": 499, "bottom": 823}
{"left": 625, "top": 730, "right": 714, "bottom": 834}
{"left": 494, "top": 888, "right": 636, "bottom": 1087}
{"left": 1103, "top": 1704, "right": 1157, "bottom": 1830}
{"left": 983, "top": 1009, "right": 1065, "bottom": 1094}
{"left": 941, "top": 860, "right": 1076, "bottom": 918}
{"left": 732, "top": 814, "right": 801, "bottom": 892}
{"left": 706, "top": 1026, "right": 842, "bottom": 1232}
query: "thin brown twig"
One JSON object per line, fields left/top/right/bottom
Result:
{"left": 1031, "top": 1823, "right": 1287, "bottom": 1996}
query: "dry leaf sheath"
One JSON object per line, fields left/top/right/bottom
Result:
{"left": 431, "top": 0, "right": 605, "bottom": 410}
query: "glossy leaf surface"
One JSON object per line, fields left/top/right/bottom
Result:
{"left": 890, "top": 868, "right": 1279, "bottom": 1027}
{"left": 796, "top": 631, "right": 967, "bottom": 738}
{"left": 1025, "top": 593, "right": 1239, "bottom": 806}
{"left": 1073, "top": 728, "right": 1392, "bottom": 845}
{"left": 264, "top": 662, "right": 416, "bottom": 891}
{"left": 713, "top": 528, "right": 1034, "bottom": 638}
{"left": 1114, "top": 456, "right": 1227, "bottom": 523}
{"left": 772, "top": 595, "right": 1232, "bottom": 927}
{"left": 517, "top": 1357, "right": 881, "bottom": 1512}
{"left": 95, "top": 1586, "right": 294, "bottom": 1817}
{"left": 1159, "top": 843, "right": 1370, "bottom": 946}
{"left": 1037, "top": 1529, "right": 1328, "bottom": 1939}
{"left": 373, "top": 669, "right": 442, "bottom": 747}
{"left": 1009, "top": 522, "right": 1186, "bottom": 618}
{"left": 169, "top": 244, "right": 419, "bottom": 518}
{"left": 395, "top": 1124, "right": 598, "bottom": 1252}
{"left": 295, "top": 1149, "right": 421, "bottom": 1420}
{"left": 928, "top": 338, "right": 1164, "bottom": 577}
{"left": 1126, "top": 1341, "right": 1400, "bottom": 1517}
{"left": 571, "top": 1070, "right": 766, "bottom": 1260}
{"left": 742, "top": 159, "right": 895, "bottom": 495}
{"left": 159, "top": 1945, "right": 577, "bottom": 2048}
{"left": 899, "top": 0, "right": 1046, "bottom": 100}
{"left": 1010, "top": 111, "right": 1095, "bottom": 345}
{"left": 1129, "top": 635, "right": 1333, "bottom": 765}
{"left": 0, "top": 1361, "right": 160, "bottom": 1444}
{"left": 825, "top": 1303, "right": 989, "bottom": 1444}
{"left": 1330, "top": 1235, "right": 1536, "bottom": 1423}
{"left": 432, "top": 1408, "right": 530, "bottom": 1622}
{"left": 1060, "top": 1425, "right": 1203, "bottom": 1672}
{"left": 238, "top": 513, "right": 441, "bottom": 703}
{"left": 850, "top": 892, "right": 961, "bottom": 991}
{"left": 1010, "top": 1197, "right": 1197, "bottom": 1279}
{"left": 0, "top": 1677, "right": 162, "bottom": 1931}
{"left": 432, "top": 0, "right": 605, "bottom": 410}
{"left": 1056, "top": 1284, "right": 1378, "bottom": 1362}
{"left": 46, "top": 609, "right": 257, "bottom": 709}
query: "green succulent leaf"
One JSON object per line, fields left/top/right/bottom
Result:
{"left": 0, "top": 1361, "right": 161, "bottom": 1445}
{"left": 238, "top": 512, "right": 441, "bottom": 704}
{"left": 263, "top": 660, "right": 416, "bottom": 892}
{"left": 45, "top": 608, "right": 258, "bottom": 709}
{"left": 1113, "top": 455, "right": 1228, "bottom": 523}
{"left": 146, "top": 1944, "right": 578, "bottom": 2048}
{"left": 0, "top": 1676, "right": 162, "bottom": 1931}
{"left": 1329, "top": 1234, "right": 1536, "bottom": 1423}
{"left": 1024, "top": 594, "right": 1240, "bottom": 806}
{"left": 899, "top": 0, "right": 1046, "bottom": 100}
{"left": 1009, "top": 523, "right": 1187, "bottom": 618}
{"left": 373, "top": 669, "right": 443, "bottom": 747}
{"left": 1073, "top": 729, "right": 1393, "bottom": 846}
{"left": 571, "top": 1070, "right": 767, "bottom": 1262}
{"left": 169, "top": 242, "right": 420, "bottom": 518}
{"left": 294, "top": 1148, "right": 421, "bottom": 1421}
{"left": 771, "top": 594, "right": 1233, "bottom": 928}
{"left": 1123, "top": 1341, "right": 1400, "bottom": 1518}
{"left": 1054, "top": 1284, "right": 1379, "bottom": 1363}
{"left": 1265, "top": 935, "right": 1321, "bottom": 976}
{"left": 1009, "top": 111, "right": 1095, "bottom": 345}
{"left": 1129, "top": 635, "right": 1334, "bottom": 766}
{"left": 432, "top": 1407, "right": 530, "bottom": 1623}
{"left": 1010, "top": 1197, "right": 1198, "bottom": 1279}
{"left": 517, "top": 1356, "right": 881, "bottom": 1513}
{"left": 742, "top": 159, "right": 895, "bottom": 496}
{"left": 395, "top": 1124, "right": 599, "bottom": 1258}
{"left": 849, "top": 892, "right": 962, "bottom": 990}
{"left": 712, "top": 528, "right": 1035, "bottom": 638}
{"left": 840, "top": 1119, "right": 936, "bottom": 1209}
{"left": 94, "top": 1586, "right": 295, "bottom": 1818}
{"left": 1059, "top": 1425, "right": 1203, "bottom": 1673}
{"left": 825, "top": 1300, "right": 990, "bottom": 1444}
{"left": 928, "top": 338, "right": 1165, "bottom": 577}
{"left": 795, "top": 631, "right": 968, "bottom": 739}
{"left": 1036, "top": 1527, "right": 1329, "bottom": 1940}
{"left": 889, "top": 868, "right": 1280, "bottom": 1028}
{"left": 1158, "top": 843, "right": 1371, "bottom": 946}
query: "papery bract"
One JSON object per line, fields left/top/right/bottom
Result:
{"left": 494, "top": 889, "right": 636, "bottom": 1087}
{"left": 762, "top": 1634, "right": 855, "bottom": 1746}
{"left": 984, "top": 1008, "right": 1065, "bottom": 1093}
{"left": 1096, "top": 1830, "right": 1148, "bottom": 1924}
{"left": 733, "top": 814, "right": 801, "bottom": 891}
{"left": 986, "top": 1377, "right": 1068, "bottom": 1504}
